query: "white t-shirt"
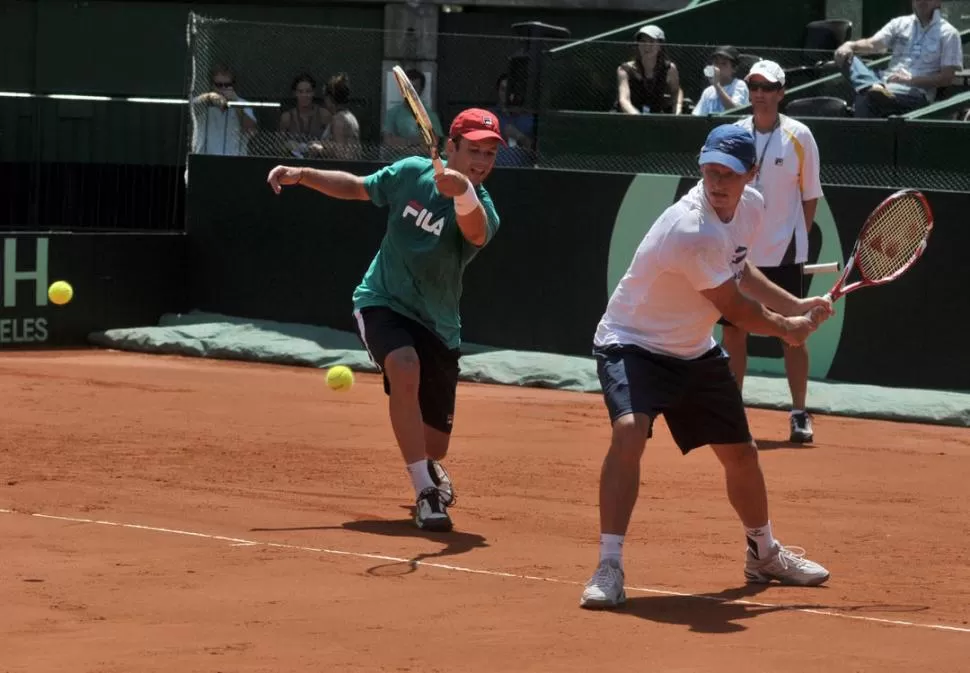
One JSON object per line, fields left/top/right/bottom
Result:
{"left": 191, "top": 99, "right": 257, "bottom": 156}
{"left": 692, "top": 79, "right": 750, "bottom": 116}
{"left": 734, "top": 115, "right": 823, "bottom": 266}
{"left": 873, "top": 10, "right": 963, "bottom": 101}
{"left": 594, "top": 182, "right": 764, "bottom": 360}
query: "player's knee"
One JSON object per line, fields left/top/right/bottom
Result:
{"left": 610, "top": 414, "right": 650, "bottom": 461}
{"left": 384, "top": 347, "right": 420, "bottom": 393}
{"left": 718, "top": 440, "right": 760, "bottom": 471}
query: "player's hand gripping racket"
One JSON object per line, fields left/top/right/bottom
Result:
{"left": 808, "top": 188, "right": 933, "bottom": 320}
{"left": 391, "top": 65, "right": 444, "bottom": 175}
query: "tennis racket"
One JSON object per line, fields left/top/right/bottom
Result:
{"left": 391, "top": 65, "right": 444, "bottom": 175}
{"left": 815, "top": 188, "right": 933, "bottom": 308}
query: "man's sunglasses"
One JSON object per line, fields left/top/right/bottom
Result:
{"left": 213, "top": 81, "right": 234, "bottom": 88}
{"left": 748, "top": 82, "right": 782, "bottom": 92}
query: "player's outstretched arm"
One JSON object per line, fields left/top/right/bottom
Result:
{"left": 739, "top": 261, "right": 833, "bottom": 321}
{"left": 701, "top": 277, "right": 816, "bottom": 347}
{"left": 434, "top": 169, "right": 487, "bottom": 247}
{"left": 266, "top": 165, "right": 369, "bottom": 201}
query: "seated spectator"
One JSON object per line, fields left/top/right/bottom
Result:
{"left": 191, "top": 64, "right": 257, "bottom": 156}
{"left": 490, "top": 73, "right": 535, "bottom": 166}
{"left": 308, "top": 73, "right": 361, "bottom": 160}
{"left": 278, "top": 73, "right": 332, "bottom": 157}
{"left": 833, "top": 0, "right": 962, "bottom": 117}
{"left": 692, "top": 46, "right": 750, "bottom": 116}
{"left": 615, "top": 25, "right": 684, "bottom": 115}
{"left": 383, "top": 68, "right": 444, "bottom": 149}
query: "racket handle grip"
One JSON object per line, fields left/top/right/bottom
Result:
{"left": 432, "top": 157, "right": 445, "bottom": 175}
{"left": 802, "top": 293, "right": 834, "bottom": 322}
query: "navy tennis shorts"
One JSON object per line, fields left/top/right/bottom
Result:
{"left": 354, "top": 306, "right": 460, "bottom": 434}
{"left": 719, "top": 263, "right": 804, "bottom": 328}
{"left": 594, "top": 343, "right": 752, "bottom": 453}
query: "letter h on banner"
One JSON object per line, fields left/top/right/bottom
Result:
{"left": 2, "top": 238, "right": 49, "bottom": 308}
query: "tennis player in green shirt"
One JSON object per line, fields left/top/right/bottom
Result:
{"left": 267, "top": 108, "right": 504, "bottom": 532}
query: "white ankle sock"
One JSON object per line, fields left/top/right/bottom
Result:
{"left": 407, "top": 460, "right": 436, "bottom": 496}
{"left": 744, "top": 521, "right": 777, "bottom": 560}
{"left": 600, "top": 534, "right": 625, "bottom": 566}
{"left": 791, "top": 409, "right": 805, "bottom": 416}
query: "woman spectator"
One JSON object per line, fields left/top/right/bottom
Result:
{"left": 278, "top": 73, "right": 332, "bottom": 157}
{"left": 309, "top": 73, "right": 362, "bottom": 160}
{"left": 615, "top": 25, "right": 683, "bottom": 115}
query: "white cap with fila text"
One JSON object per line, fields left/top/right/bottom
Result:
{"left": 745, "top": 59, "right": 786, "bottom": 86}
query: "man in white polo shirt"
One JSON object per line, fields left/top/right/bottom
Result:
{"left": 579, "top": 124, "right": 832, "bottom": 610}
{"left": 723, "top": 59, "right": 824, "bottom": 444}
{"left": 834, "top": 0, "right": 962, "bottom": 117}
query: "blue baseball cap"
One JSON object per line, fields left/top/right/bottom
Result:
{"left": 698, "top": 125, "right": 757, "bottom": 174}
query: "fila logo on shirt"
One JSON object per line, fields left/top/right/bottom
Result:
{"left": 403, "top": 200, "right": 444, "bottom": 237}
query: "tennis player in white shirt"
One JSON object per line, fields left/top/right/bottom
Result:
{"left": 580, "top": 124, "right": 833, "bottom": 610}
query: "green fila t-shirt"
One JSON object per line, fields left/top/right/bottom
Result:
{"left": 353, "top": 156, "right": 501, "bottom": 350}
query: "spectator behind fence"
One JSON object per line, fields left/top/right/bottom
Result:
{"left": 191, "top": 64, "right": 257, "bottom": 156}
{"left": 692, "top": 46, "right": 750, "bottom": 116}
{"left": 308, "top": 73, "right": 361, "bottom": 160}
{"left": 383, "top": 68, "right": 444, "bottom": 150}
{"left": 278, "top": 72, "right": 332, "bottom": 157}
{"left": 615, "top": 25, "right": 683, "bottom": 115}
{"left": 833, "top": 0, "right": 962, "bottom": 117}
{"left": 490, "top": 73, "right": 535, "bottom": 166}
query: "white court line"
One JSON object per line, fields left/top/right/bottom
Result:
{"left": 2, "top": 508, "right": 968, "bottom": 635}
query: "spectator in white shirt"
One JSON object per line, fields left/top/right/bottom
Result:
{"left": 724, "top": 60, "right": 824, "bottom": 444}
{"left": 191, "top": 64, "right": 257, "bottom": 156}
{"left": 692, "top": 46, "right": 750, "bottom": 116}
{"left": 834, "top": 0, "right": 962, "bottom": 117}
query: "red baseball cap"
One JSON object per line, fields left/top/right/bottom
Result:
{"left": 449, "top": 108, "right": 506, "bottom": 144}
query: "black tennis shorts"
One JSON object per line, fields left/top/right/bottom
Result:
{"left": 354, "top": 306, "right": 460, "bottom": 434}
{"left": 594, "top": 343, "right": 752, "bottom": 454}
{"left": 719, "top": 263, "right": 804, "bottom": 328}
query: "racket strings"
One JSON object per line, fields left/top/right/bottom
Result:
{"left": 857, "top": 197, "right": 929, "bottom": 281}
{"left": 403, "top": 93, "right": 435, "bottom": 147}
{"left": 398, "top": 82, "right": 437, "bottom": 151}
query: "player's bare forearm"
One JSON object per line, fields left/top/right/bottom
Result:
{"left": 456, "top": 208, "right": 488, "bottom": 247}
{"left": 298, "top": 168, "right": 369, "bottom": 201}
{"left": 738, "top": 262, "right": 801, "bottom": 315}
{"left": 802, "top": 198, "right": 818, "bottom": 234}
{"left": 703, "top": 277, "right": 814, "bottom": 345}
{"left": 730, "top": 297, "right": 792, "bottom": 339}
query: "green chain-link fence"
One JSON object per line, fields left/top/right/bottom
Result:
{"left": 185, "top": 14, "right": 970, "bottom": 193}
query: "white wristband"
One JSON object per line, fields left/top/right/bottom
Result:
{"left": 453, "top": 181, "right": 481, "bottom": 216}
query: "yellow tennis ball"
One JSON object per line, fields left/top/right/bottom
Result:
{"left": 326, "top": 365, "right": 354, "bottom": 392}
{"left": 48, "top": 280, "right": 74, "bottom": 306}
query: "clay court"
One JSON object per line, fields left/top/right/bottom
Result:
{"left": 2, "top": 350, "right": 968, "bottom": 672}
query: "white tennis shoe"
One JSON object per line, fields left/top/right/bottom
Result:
{"left": 580, "top": 558, "right": 626, "bottom": 609}
{"left": 427, "top": 459, "right": 455, "bottom": 507}
{"left": 414, "top": 487, "right": 452, "bottom": 532}
{"left": 745, "top": 543, "right": 830, "bottom": 586}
